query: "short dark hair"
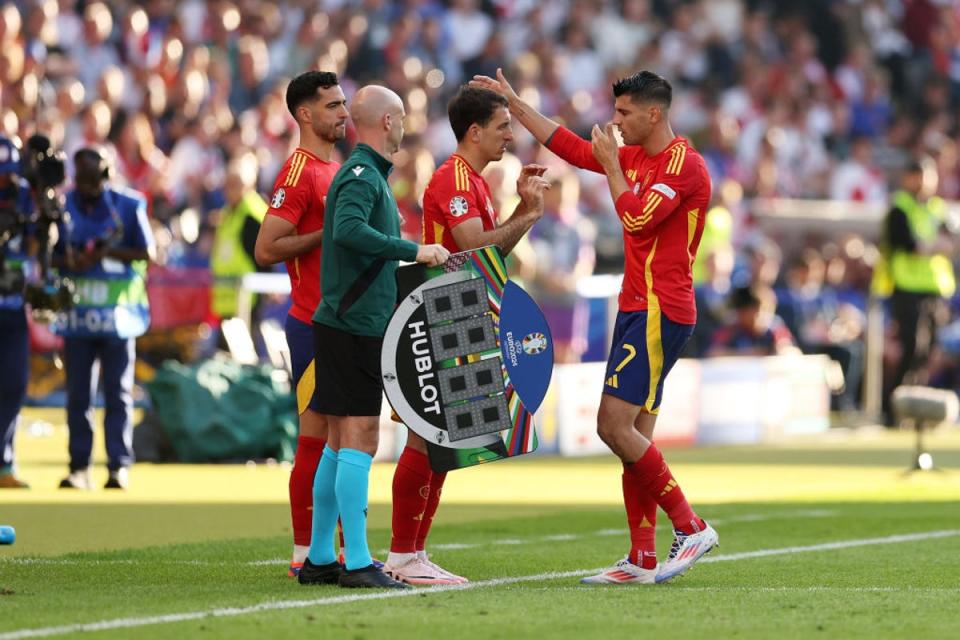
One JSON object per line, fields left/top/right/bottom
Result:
{"left": 285, "top": 71, "right": 339, "bottom": 118}
{"left": 74, "top": 146, "right": 110, "bottom": 184}
{"left": 730, "top": 286, "right": 761, "bottom": 311}
{"left": 612, "top": 71, "right": 672, "bottom": 109}
{"left": 447, "top": 86, "right": 509, "bottom": 142}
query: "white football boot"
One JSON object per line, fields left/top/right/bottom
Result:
{"left": 417, "top": 551, "right": 468, "bottom": 584}
{"left": 656, "top": 522, "right": 719, "bottom": 583}
{"left": 384, "top": 553, "right": 462, "bottom": 586}
{"left": 581, "top": 557, "right": 657, "bottom": 585}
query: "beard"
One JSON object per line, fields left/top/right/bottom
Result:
{"left": 316, "top": 122, "right": 346, "bottom": 143}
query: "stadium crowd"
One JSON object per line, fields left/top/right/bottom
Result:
{"left": 1, "top": 0, "right": 959, "bottom": 410}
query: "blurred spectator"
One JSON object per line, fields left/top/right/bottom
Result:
{"left": 527, "top": 171, "right": 595, "bottom": 363}
{"left": 229, "top": 35, "right": 269, "bottom": 114}
{"left": 733, "top": 235, "right": 781, "bottom": 290}
{"left": 112, "top": 110, "right": 169, "bottom": 207}
{"left": 777, "top": 250, "right": 866, "bottom": 411}
{"left": 707, "top": 285, "right": 797, "bottom": 357}
{"left": 829, "top": 136, "right": 886, "bottom": 203}
{"left": 209, "top": 153, "right": 268, "bottom": 322}
{"left": 686, "top": 244, "right": 735, "bottom": 359}
{"left": 0, "top": 0, "right": 954, "bottom": 413}
{"left": 446, "top": 0, "right": 493, "bottom": 64}
{"left": 589, "top": 0, "right": 656, "bottom": 69}
{"left": 70, "top": 2, "right": 119, "bottom": 89}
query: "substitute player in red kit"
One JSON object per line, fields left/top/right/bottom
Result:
{"left": 254, "top": 71, "right": 348, "bottom": 577}
{"left": 384, "top": 86, "right": 550, "bottom": 585}
{"left": 473, "top": 69, "right": 718, "bottom": 584}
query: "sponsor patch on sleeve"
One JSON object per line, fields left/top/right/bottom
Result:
{"left": 650, "top": 183, "right": 677, "bottom": 199}
{"left": 270, "top": 188, "right": 286, "bottom": 208}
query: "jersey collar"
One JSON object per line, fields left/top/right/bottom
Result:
{"left": 296, "top": 147, "right": 320, "bottom": 161}
{"left": 354, "top": 143, "right": 394, "bottom": 177}
{"left": 452, "top": 153, "right": 480, "bottom": 176}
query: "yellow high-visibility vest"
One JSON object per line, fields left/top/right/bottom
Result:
{"left": 880, "top": 190, "right": 955, "bottom": 297}
{"left": 210, "top": 192, "right": 267, "bottom": 317}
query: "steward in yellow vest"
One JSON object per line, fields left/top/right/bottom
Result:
{"left": 210, "top": 170, "right": 268, "bottom": 319}
{"left": 876, "top": 159, "right": 957, "bottom": 424}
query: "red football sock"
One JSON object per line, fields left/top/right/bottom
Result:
{"left": 628, "top": 444, "right": 704, "bottom": 536}
{"left": 415, "top": 470, "right": 446, "bottom": 552}
{"left": 622, "top": 465, "right": 658, "bottom": 569}
{"left": 391, "top": 446, "right": 432, "bottom": 553}
{"left": 289, "top": 435, "right": 325, "bottom": 547}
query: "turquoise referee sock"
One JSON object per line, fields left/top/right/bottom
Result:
{"left": 335, "top": 448, "right": 374, "bottom": 570}
{"left": 306, "top": 445, "right": 339, "bottom": 566}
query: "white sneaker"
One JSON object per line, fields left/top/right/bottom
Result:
{"left": 417, "top": 551, "right": 468, "bottom": 584}
{"left": 58, "top": 468, "right": 93, "bottom": 490}
{"left": 384, "top": 553, "right": 462, "bottom": 586}
{"left": 581, "top": 557, "right": 657, "bottom": 585}
{"left": 656, "top": 522, "right": 719, "bottom": 583}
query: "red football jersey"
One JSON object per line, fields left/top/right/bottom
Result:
{"left": 421, "top": 154, "right": 498, "bottom": 252}
{"left": 548, "top": 128, "right": 711, "bottom": 324}
{"left": 266, "top": 148, "right": 339, "bottom": 324}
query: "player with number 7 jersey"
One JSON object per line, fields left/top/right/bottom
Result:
{"left": 471, "top": 69, "right": 718, "bottom": 584}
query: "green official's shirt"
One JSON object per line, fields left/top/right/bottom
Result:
{"left": 313, "top": 143, "right": 419, "bottom": 337}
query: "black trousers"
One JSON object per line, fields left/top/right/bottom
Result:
{"left": 884, "top": 289, "right": 943, "bottom": 419}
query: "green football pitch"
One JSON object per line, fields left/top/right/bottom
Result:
{"left": 1, "top": 409, "right": 959, "bottom": 639}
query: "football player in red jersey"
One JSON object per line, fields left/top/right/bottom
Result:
{"left": 384, "top": 86, "right": 550, "bottom": 586}
{"left": 473, "top": 70, "right": 718, "bottom": 584}
{"left": 254, "top": 71, "right": 348, "bottom": 578}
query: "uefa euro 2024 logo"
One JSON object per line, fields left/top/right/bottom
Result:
{"left": 522, "top": 332, "right": 548, "bottom": 355}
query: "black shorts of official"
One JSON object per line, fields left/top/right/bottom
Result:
{"left": 313, "top": 321, "right": 383, "bottom": 416}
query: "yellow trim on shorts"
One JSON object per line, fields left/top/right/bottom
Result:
{"left": 296, "top": 359, "right": 317, "bottom": 416}
{"left": 643, "top": 239, "right": 664, "bottom": 412}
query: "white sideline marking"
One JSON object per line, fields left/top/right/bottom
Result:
{"left": 1, "top": 529, "right": 957, "bottom": 640}
{"left": 0, "top": 510, "right": 840, "bottom": 567}
{"left": 698, "top": 529, "right": 960, "bottom": 563}
{"left": 430, "top": 542, "right": 475, "bottom": 550}
{"left": 390, "top": 510, "right": 839, "bottom": 556}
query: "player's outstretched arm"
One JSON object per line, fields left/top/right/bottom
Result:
{"left": 471, "top": 69, "right": 558, "bottom": 145}
{"left": 450, "top": 165, "right": 550, "bottom": 256}
{"left": 472, "top": 69, "right": 604, "bottom": 173}
{"left": 254, "top": 214, "right": 323, "bottom": 266}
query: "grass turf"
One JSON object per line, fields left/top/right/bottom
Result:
{"left": 1, "top": 501, "right": 959, "bottom": 639}
{"left": 1, "top": 409, "right": 959, "bottom": 639}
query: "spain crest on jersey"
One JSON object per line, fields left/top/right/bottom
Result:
{"left": 382, "top": 246, "right": 554, "bottom": 472}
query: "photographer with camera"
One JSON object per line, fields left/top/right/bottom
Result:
{"left": 53, "top": 147, "right": 155, "bottom": 490}
{"left": 0, "top": 136, "right": 34, "bottom": 489}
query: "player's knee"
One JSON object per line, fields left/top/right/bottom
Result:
{"left": 596, "top": 419, "right": 619, "bottom": 447}
{"left": 405, "top": 429, "right": 427, "bottom": 452}
{"left": 299, "top": 409, "right": 329, "bottom": 440}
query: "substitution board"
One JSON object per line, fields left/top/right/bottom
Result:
{"left": 382, "top": 246, "right": 553, "bottom": 472}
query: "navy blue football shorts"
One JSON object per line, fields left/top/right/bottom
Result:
{"left": 602, "top": 309, "right": 694, "bottom": 413}
{"left": 285, "top": 314, "right": 323, "bottom": 415}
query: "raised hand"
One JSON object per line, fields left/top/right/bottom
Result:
{"left": 591, "top": 123, "right": 620, "bottom": 172}
{"left": 415, "top": 243, "right": 450, "bottom": 267}
{"left": 470, "top": 68, "right": 519, "bottom": 101}
{"left": 517, "top": 164, "right": 551, "bottom": 213}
